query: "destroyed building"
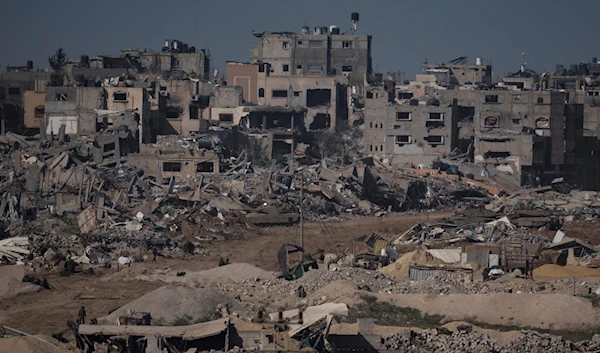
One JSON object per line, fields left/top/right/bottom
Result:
{"left": 363, "top": 82, "right": 458, "bottom": 165}
{"left": 250, "top": 13, "right": 372, "bottom": 85}
{"left": 422, "top": 56, "right": 492, "bottom": 87}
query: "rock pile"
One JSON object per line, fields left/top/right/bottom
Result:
{"left": 385, "top": 329, "right": 600, "bottom": 353}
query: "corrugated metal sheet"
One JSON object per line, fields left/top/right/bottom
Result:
{"left": 408, "top": 266, "right": 472, "bottom": 281}
{"left": 426, "top": 249, "right": 461, "bottom": 264}
{"left": 466, "top": 246, "right": 490, "bottom": 267}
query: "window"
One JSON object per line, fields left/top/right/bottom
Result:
{"left": 282, "top": 41, "right": 290, "bottom": 49}
{"left": 369, "top": 145, "right": 372, "bottom": 151}
{"left": 536, "top": 97, "right": 544, "bottom": 104}
{"left": 113, "top": 92, "right": 127, "bottom": 101}
{"left": 163, "top": 162, "right": 181, "bottom": 172}
{"left": 308, "top": 65, "right": 323, "bottom": 72}
{"left": 34, "top": 106, "right": 44, "bottom": 119}
{"left": 272, "top": 90, "right": 288, "bottom": 98}
{"left": 426, "top": 136, "right": 444, "bottom": 144}
{"left": 219, "top": 114, "right": 233, "bottom": 123}
{"left": 512, "top": 119, "right": 520, "bottom": 124}
{"left": 166, "top": 107, "right": 179, "bottom": 119}
{"left": 296, "top": 64, "right": 302, "bottom": 69}
{"left": 283, "top": 64, "right": 289, "bottom": 72}
{"left": 396, "top": 135, "right": 411, "bottom": 144}
{"left": 484, "top": 117, "right": 498, "bottom": 127}
{"left": 306, "top": 89, "right": 331, "bottom": 107}
{"left": 309, "top": 40, "right": 323, "bottom": 47}
{"left": 342, "top": 41, "right": 352, "bottom": 49}
{"left": 369, "top": 122, "right": 372, "bottom": 128}
{"left": 8, "top": 87, "right": 20, "bottom": 95}
{"left": 258, "top": 88, "right": 265, "bottom": 98}
{"left": 342, "top": 66, "right": 352, "bottom": 72}
{"left": 375, "top": 146, "right": 378, "bottom": 152}
{"left": 366, "top": 92, "right": 373, "bottom": 99}
{"left": 160, "top": 86, "right": 167, "bottom": 91}
{"left": 396, "top": 112, "right": 411, "bottom": 121}
{"left": 297, "top": 41, "right": 303, "bottom": 45}
{"left": 429, "top": 112, "right": 443, "bottom": 121}
{"left": 398, "top": 92, "right": 413, "bottom": 99}
{"left": 258, "top": 64, "right": 265, "bottom": 73}
{"left": 196, "top": 162, "right": 214, "bottom": 173}
{"left": 485, "top": 95, "right": 499, "bottom": 103}
{"left": 189, "top": 105, "right": 199, "bottom": 119}
{"left": 103, "top": 143, "right": 115, "bottom": 153}
{"left": 293, "top": 91, "right": 300, "bottom": 97}
{"left": 55, "top": 93, "right": 68, "bottom": 101}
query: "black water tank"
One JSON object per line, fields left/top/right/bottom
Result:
{"left": 351, "top": 12, "right": 359, "bottom": 21}
{"left": 331, "top": 27, "right": 340, "bottom": 35}
{"left": 26, "top": 61, "right": 33, "bottom": 70}
{"left": 409, "top": 99, "right": 419, "bottom": 106}
{"left": 189, "top": 46, "right": 196, "bottom": 53}
{"left": 81, "top": 55, "right": 89, "bottom": 68}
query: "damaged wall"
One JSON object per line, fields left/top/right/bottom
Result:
{"left": 23, "top": 90, "right": 46, "bottom": 130}
{"left": 45, "top": 86, "right": 104, "bottom": 136}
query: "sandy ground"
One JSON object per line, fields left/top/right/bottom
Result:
{"left": 0, "top": 212, "right": 446, "bottom": 336}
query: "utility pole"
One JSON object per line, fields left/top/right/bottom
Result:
{"left": 300, "top": 173, "right": 304, "bottom": 265}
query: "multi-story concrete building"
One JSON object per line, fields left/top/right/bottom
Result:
{"left": 250, "top": 14, "right": 371, "bottom": 85}
{"left": 44, "top": 87, "right": 104, "bottom": 136}
{"left": 223, "top": 61, "right": 349, "bottom": 132}
{"left": 363, "top": 84, "right": 458, "bottom": 165}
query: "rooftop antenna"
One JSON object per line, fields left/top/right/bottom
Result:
{"left": 521, "top": 52, "right": 527, "bottom": 72}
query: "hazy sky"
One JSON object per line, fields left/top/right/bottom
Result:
{"left": 1, "top": 0, "right": 598, "bottom": 78}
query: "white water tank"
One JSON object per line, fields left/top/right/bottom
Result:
{"left": 476, "top": 57, "right": 482, "bottom": 66}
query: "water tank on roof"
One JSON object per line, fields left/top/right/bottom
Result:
{"left": 476, "top": 57, "right": 482, "bottom": 66}
{"left": 189, "top": 46, "right": 196, "bottom": 53}
{"left": 593, "top": 57, "right": 598, "bottom": 64}
{"left": 351, "top": 12, "right": 359, "bottom": 21}
{"left": 81, "top": 55, "right": 89, "bottom": 68}
{"left": 314, "top": 26, "right": 323, "bottom": 35}
{"left": 301, "top": 26, "right": 310, "bottom": 34}
{"left": 26, "top": 60, "right": 33, "bottom": 70}
{"left": 409, "top": 99, "right": 419, "bottom": 106}
{"left": 330, "top": 25, "right": 339, "bottom": 34}
{"left": 173, "top": 41, "right": 179, "bottom": 50}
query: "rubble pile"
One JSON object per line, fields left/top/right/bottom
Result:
{"left": 384, "top": 329, "right": 600, "bottom": 353}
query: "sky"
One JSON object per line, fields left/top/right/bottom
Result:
{"left": 1, "top": 0, "right": 599, "bottom": 78}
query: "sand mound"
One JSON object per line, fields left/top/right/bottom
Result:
{"left": 0, "top": 276, "right": 42, "bottom": 299}
{"left": 99, "top": 285, "right": 239, "bottom": 325}
{"left": 193, "top": 263, "right": 275, "bottom": 282}
{"left": 0, "top": 337, "right": 68, "bottom": 353}
{"left": 118, "top": 263, "right": 276, "bottom": 287}
{"left": 533, "top": 264, "right": 600, "bottom": 278}
{"left": 379, "top": 250, "right": 444, "bottom": 278}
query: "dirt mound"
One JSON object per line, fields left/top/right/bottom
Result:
{"left": 0, "top": 276, "right": 42, "bottom": 299}
{"left": 379, "top": 250, "right": 444, "bottom": 278}
{"left": 99, "top": 285, "right": 240, "bottom": 325}
{"left": 533, "top": 264, "right": 600, "bottom": 278}
{"left": 0, "top": 337, "right": 68, "bottom": 353}
{"left": 193, "top": 263, "right": 275, "bottom": 282}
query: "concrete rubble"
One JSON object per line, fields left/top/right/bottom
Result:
{"left": 385, "top": 328, "right": 600, "bottom": 353}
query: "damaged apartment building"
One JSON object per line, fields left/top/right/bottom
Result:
{"left": 250, "top": 13, "right": 371, "bottom": 87}
{"left": 225, "top": 60, "right": 349, "bottom": 158}
{"left": 363, "top": 80, "right": 459, "bottom": 166}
